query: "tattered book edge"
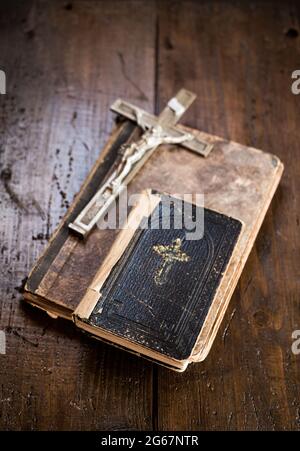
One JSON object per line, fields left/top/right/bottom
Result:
{"left": 191, "top": 158, "right": 284, "bottom": 362}
{"left": 76, "top": 321, "right": 189, "bottom": 372}
{"left": 23, "top": 291, "right": 71, "bottom": 321}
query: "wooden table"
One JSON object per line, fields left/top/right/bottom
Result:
{"left": 0, "top": 0, "right": 299, "bottom": 431}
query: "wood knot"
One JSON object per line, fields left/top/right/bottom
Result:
{"left": 253, "top": 310, "right": 271, "bottom": 328}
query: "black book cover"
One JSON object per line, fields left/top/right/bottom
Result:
{"left": 88, "top": 197, "right": 242, "bottom": 361}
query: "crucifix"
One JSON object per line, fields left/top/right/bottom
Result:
{"left": 69, "top": 89, "right": 213, "bottom": 238}
{"left": 153, "top": 238, "right": 190, "bottom": 286}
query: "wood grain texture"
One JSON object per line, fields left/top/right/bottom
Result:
{"left": 156, "top": 0, "right": 300, "bottom": 431}
{"left": 0, "top": 0, "right": 299, "bottom": 431}
{"left": 0, "top": 0, "right": 155, "bottom": 431}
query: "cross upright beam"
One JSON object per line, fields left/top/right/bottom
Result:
{"left": 69, "top": 89, "right": 213, "bottom": 239}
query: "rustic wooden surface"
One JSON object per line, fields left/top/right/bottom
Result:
{"left": 0, "top": 0, "right": 299, "bottom": 431}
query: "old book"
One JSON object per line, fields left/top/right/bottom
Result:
{"left": 24, "top": 96, "right": 283, "bottom": 370}
{"left": 74, "top": 191, "right": 243, "bottom": 371}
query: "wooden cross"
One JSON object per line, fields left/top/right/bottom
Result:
{"left": 153, "top": 238, "right": 190, "bottom": 286}
{"left": 69, "top": 89, "right": 213, "bottom": 238}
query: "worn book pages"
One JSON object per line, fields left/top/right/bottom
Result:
{"left": 24, "top": 120, "right": 283, "bottom": 368}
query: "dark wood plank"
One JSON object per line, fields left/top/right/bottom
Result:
{"left": 0, "top": 0, "right": 155, "bottom": 430}
{"left": 156, "top": 0, "right": 300, "bottom": 430}
{"left": 1, "top": 0, "right": 300, "bottom": 431}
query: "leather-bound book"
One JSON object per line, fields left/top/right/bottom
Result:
{"left": 74, "top": 191, "right": 243, "bottom": 370}
{"left": 24, "top": 94, "right": 283, "bottom": 371}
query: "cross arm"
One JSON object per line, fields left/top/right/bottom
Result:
{"left": 111, "top": 92, "right": 213, "bottom": 157}
{"left": 68, "top": 89, "right": 214, "bottom": 239}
